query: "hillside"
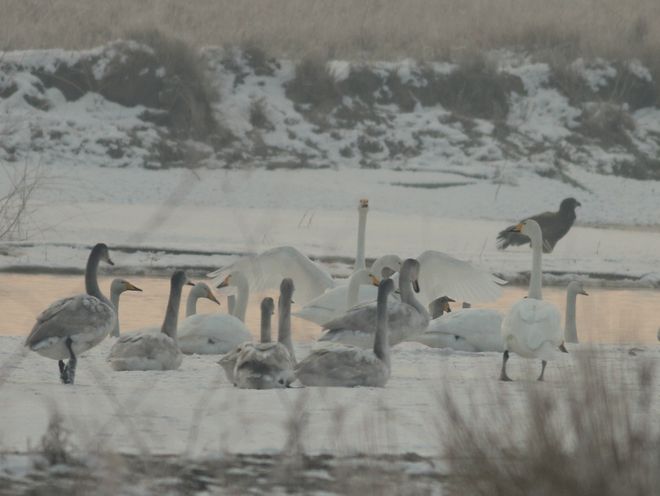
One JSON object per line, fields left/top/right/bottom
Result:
{"left": 2, "top": 38, "right": 660, "bottom": 183}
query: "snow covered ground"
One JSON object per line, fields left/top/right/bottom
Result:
{"left": 1, "top": 336, "right": 658, "bottom": 457}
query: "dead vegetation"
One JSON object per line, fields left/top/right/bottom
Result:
{"left": 0, "top": 163, "right": 41, "bottom": 241}
{"left": 440, "top": 356, "right": 660, "bottom": 496}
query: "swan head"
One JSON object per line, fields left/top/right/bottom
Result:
{"left": 111, "top": 278, "right": 142, "bottom": 295}
{"left": 559, "top": 197, "right": 581, "bottom": 212}
{"left": 508, "top": 219, "right": 542, "bottom": 240}
{"left": 370, "top": 254, "right": 403, "bottom": 280}
{"left": 191, "top": 282, "right": 221, "bottom": 305}
{"left": 280, "top": 278, "right": 295, "bottom": 303}
{"left": 428, "top": 296, "right": 455, "bottom": 317}
{"left": 92, "top": 243, "right": 114, "bottom": 266}
{"left": 567, "top": 280, "right": 588, "bottom": 296}
{"left": 261, "top": 297, "right": 275, "bottom": 315}
{"left": 172, "top": 270, "right": 194, "bottom": 289}
{"left": 401, "top": 258, "right": 421, "bottom": 293}
{"left": 359, "top": 198, "right": 369, "bottom": 211}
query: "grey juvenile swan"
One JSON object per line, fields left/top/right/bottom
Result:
{"left": 232, "top": 279, "right": 296, "bottom": 389}
{"left": 25, "top": 243, "right": 116, "bottom": 384}
{"left": 218, "top": 296, "right": 275, "bottom": 384}
{"left": 295, "top": 278, "right": 395, "bottom": 387}
{"left": 497, "top": 197, "right": 581, "bottom": 253}
{"left": 108, "top": 270, "right": 193, "bottom": 371}
{"left": 319, "top": 258, "right": 430, "bottom": 348}
{"left": 109, "top": 279, "right": 143, "bottom": 337}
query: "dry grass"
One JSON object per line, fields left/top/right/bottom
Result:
{"left": 440, "top": 355, "right": 660, "bottom": 495}
{"left": 2, "top": 0, "right": 659, "bottom": 62}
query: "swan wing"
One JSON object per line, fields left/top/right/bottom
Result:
{"left": 503, "top": 299, "right": 562, "bottom": 357}
{"left": 208, "top": 246, "right": 334, "bottom": 305}
{"left": 416, "top": 250, "right": 504, "bottom": 305}
{"left": 26, "top": 294, "right": 115, "bottom": 349}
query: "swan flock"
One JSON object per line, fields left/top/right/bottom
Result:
{"left": 25, "top": 198, "right": 594, "bottom": 387}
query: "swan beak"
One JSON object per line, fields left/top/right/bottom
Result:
{"left": 559, "top": 343, "right": 569, "bottom": 353}
{"left": 508, "top": 223, "right": 524, "bottom": 233}
{"left": 217, "top": 275, "right": 230, "bottom": 289}
{"left": 107, "top": 257, "right": 115, "bottom": 266}
{"left": 576, "top": 201, "right": 582, "bottom": 207}
{"left": 370, "top": 275, "right": 380, "bottom": 286}
{"left": 126, "top": 283, "right": 142, "bottom": 292}
{"left": 207, "top": 292, "right": 221, "bottom": 305}
{"left": 580, "top": 290, "right": 589, "bottom": 296}
{"left": 186, "top": 281, "right": 195, "bottom": 286}
{"left": 290, "top": 299, "right": 295, "bottom": 304}
{"left": 412, "top": 279, "right": 420, "bottom": 293}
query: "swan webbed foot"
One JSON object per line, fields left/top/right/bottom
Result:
{"left": 499, "top": 350, "right": 513, "bottom": 382}
{"left": 559, "top": 343, "right": 568, "bottom": 353}
{"left": 537, "top": 360, "right": 547, "bottom": 381}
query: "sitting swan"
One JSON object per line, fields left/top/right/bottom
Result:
{"left": 179, "top": 272, "right": 252, "bottom": 355}
{"left": 500, "top": 220, "right": 564, "bottom": 382}
{"left": 414, "top": 308, "right": 505, "bottom": 352}
{"left": 177, "top": 282, "right": 251, "bottom": 354}
{"left": 414, "top": 280, "right": 589, "bottom": 353}
{"left": 25, "top": 243, "right": 116, "bottom": 384}
{"left": 109, "top": 279, "right": 143, "bottom": 337}
{"left": 218, "top": 297, "right": 274, "bottom": 384}
{"left": 232, "top": 279, "right": 296, "bottom": 389}
{"left": 319, "top": 258, "right": 430, "bottom": 348}
{"left": 295, "top": 278, "right": 395, "bottom": 387}
{"left": 108, "top": 271, "right": 192, "bottom": 371}
{"left": 294, "top": 254, "right": 403, "bottom": 326}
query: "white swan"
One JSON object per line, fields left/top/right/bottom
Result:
{"left": 319, "top": 258, "right": 430, "bottom": 348}
{"left": 296, "top": 278, "right": 395, "bottom": 387}
{"left": 293, "top": 269, "right": 378, "bottom": 326}
{"left": 207, "top": 199, "right": 370, "bottom": 306}
{"left": 218, "top": 297, "right": 274, "bottom": 384}
{"left": 25, "top": 243, "right": 116, "bottom": 384}
{"left": 564, "top": 280, "right": 588, "bottom": 343}
{"left": 414, "top": 308, "right": 505, "bottom": 352}
{"left": 233, "top": 279, "right": 296, "bottom": 389}
{"left": 500, "top": 220, "right": 564, "bottom": 382}
{"left": 207, "top": 246, "right": 333, "bottom": 306}
{"left": 177, "top": 282, "right": 252, "bottom": 354}
{"left": 109, "top": 279, "right": 143, "bottom": 337}
{"left": 108, "top": 271, "right": 192, "bottom": 371}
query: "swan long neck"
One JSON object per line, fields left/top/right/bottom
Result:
{"left": 528, "top": 228, "right": 543, "bottom": 300}
{"left": 227, "top": 294, "right": 236, "bottom": 316}
{"left": 186, "top": 289, "right": 200, "bottom": 317}
{"left": 161, "top": 279, "right": 184, "bottom": 340}
{"left": 373, "top": 285, "right": 391, "bottom": 366}
{"left": 278, "top": 297, "right": 295, "bottom": 362}
{"left": 346, "top": 269, "right": 368, "bottom": 307}
{"left": 233, "top": 274, "right": 249, "bottom": 322}
{"left": 564, "top": 289, "right": 578, "bottom": 343}
{"left": 261, "top": 309, "right": 272, "bottom": 343}
{"left": 399, "top": 265, "right": 429, "bottom": 320}
{"left": 355, "top": 205, "right": 368, "bottom": 270}
{"left": 85, "top": 247, "right": 109, "bottom": 305}
{"left": 110, "top": 288, "right": 121, "bottom": 337}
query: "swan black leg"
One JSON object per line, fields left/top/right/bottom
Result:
{"left": 500, "top": 350, "right": 513, "bottom": 381}
{"left": 58, "top": 360, "right": 67, "bottom": 383}
{"left": 63, "top": 337, "right": 77, "bottom": 385}
{"left": 537, "top": 360, "right": 547, "bottom": 381}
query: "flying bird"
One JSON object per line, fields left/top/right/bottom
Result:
{"left": 496, "top": 198, "right": 581, "bottom": 253}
